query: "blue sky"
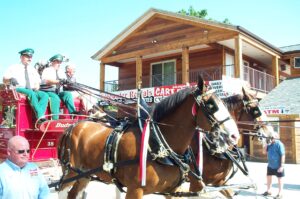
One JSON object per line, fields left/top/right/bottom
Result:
{"left": 1, "top": 0, "right": 299, "bottom": 87}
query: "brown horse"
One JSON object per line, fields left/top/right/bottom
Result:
{"left": 57, "top": 76, "right": 240, "bottom": 199}
{"left": 188, "top": 87, "right": 276, "bottom": 198}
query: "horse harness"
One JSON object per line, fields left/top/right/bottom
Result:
{"left": 199, "top": 97, "right": 262, "bottom": 182}
{"left": 101, "top": 87, "right": 235, "bottom": 192}
{"left": 54, "top": 86, "right": 246, "bottom": 196}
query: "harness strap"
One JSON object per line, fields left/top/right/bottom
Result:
{"left": 103, "top": 120, "right": 129, "bottom": 174}
{"left": 187, "top": 146, "right": 202, "bottom": 180}
{"left": 51, "top": 158, "right": 139, "bottom": 190}
{"left": 224, "top": 148, "right": 249, "bottom": 176}
{"left": 218, "top": 116, "right": 231, "bottom": 125}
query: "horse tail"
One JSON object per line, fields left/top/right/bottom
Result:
{"left": 58, "top": 124, "right": 76, "bottom": 167}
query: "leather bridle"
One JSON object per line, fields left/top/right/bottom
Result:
{"left": 192, "top": 88, "right": 232, "bottom": 135}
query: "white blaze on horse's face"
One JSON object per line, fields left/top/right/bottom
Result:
{"left": 255, "top": 109, "right": 277, "bottom": 142}
{"left": 213, "top": 100, "right": 240, "bottom": 145}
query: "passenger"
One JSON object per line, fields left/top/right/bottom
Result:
{"left": 40, "top": 54, "right": 78, "bottom": 120}
{"left": 0, "top": 136, "right": 50, "bottom": 198}
{"left": 64, "top": 63, "right": 106, "bottom": 118}
{"left": 2, "top": 48, "right": 48, "bottom": 123}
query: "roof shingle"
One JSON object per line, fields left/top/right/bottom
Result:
{"left": 259, "top": 77, "right": 300, "bottom": 114}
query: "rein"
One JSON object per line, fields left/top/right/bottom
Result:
{"left": 66, "top": 82, "right": 139, "bottom": 117}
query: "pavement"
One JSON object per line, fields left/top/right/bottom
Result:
{"left": 50, "top": 161, "right": 300, "bottom": 198}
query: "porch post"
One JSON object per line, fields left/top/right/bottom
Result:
{"left": 136, "top": 56, "right": 143, "bottom": 88}
{"left": 182, "top": 46, "right": 189, "bottom": 84}
{"left": 222, "top": 46, "right": 226, "bottom": 75}
{"left": 100, "top": 62, "right": 105, "bottom": 90}
{"left": 234, "top": 36, "right": 243, "bottom": 79}
{"left": 272, "top": 56, "right": 279, "bottom": 86}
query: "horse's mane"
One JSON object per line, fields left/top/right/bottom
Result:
{"left": 222, "top": 94, "right": 244, "bottom": 111}
{"left": 152, "top": 87, "right": 193, "bottom": 121}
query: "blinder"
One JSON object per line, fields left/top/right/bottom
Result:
{"left": 204, "top": 97, "right": 219, "bottom": 114}
{"left": 243, "top": 99, "right": 262, "bottom": 119}
{"left": 249, "top": 106, "right": 262, "bottom": 118}
{"left": 192, "top": 88, "right": 228, "bottom": 133}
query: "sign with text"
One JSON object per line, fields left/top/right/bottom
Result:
{"left": 260, "top": 107, "right": 290, "bottom": 115}
{"left": 109, "top": 78, "right": 248, "bottom": 104}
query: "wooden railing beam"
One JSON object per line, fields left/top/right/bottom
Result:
{"left": 100, "top": 62, "right": 105, "bottom": 90}
{"left": 182, "top": 46, "right": 189, "bottom": 84}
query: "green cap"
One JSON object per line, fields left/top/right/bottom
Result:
{"left": 49, "top": 54, "right": 64, "bottom": 62}
{"left": 19, "top": 48, "right": 34, "bottom": 56}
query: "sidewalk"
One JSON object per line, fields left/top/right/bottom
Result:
{"left": 50, "top": 161, "right": 300, "bottom": 198}
{"left": 229, "top": 161, "right": 300, "bottom": 198}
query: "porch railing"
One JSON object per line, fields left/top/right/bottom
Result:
{"left": 104, "top": 65, "right": 274, "bottom": 93}
{"left": 189, "top": 66, "right": 222, "bottom": 82}
{"left": 243, "top": 66, "right": 274, "bottom": 93}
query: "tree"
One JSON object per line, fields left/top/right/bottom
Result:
{"left": 178, "top": 6, "right": 208, "bottom": 18}
{"left": 178, "top": 6, "right": 231, "bottom": 24}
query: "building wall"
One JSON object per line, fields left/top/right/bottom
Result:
{"left": 295, "top": 120, "right": 300, "bottom": 163}
{"left": 189, "top": 49, "right": 223, "bottom": 69}
{"left": 283, "top": 52, "right": 300, "bottom": 76}
{"left": 118, "top": 49, "right": 223, "bottom": 89}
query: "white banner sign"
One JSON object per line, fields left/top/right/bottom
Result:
{"left": 109, "top": 78, "right": 249, "bottom": 103}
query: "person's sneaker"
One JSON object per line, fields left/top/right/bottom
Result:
{"left": 262, "top": 191, "right": 272, "bottom": 196}
{"left": 275, "top": 194, "right": 283, "bottom": 199}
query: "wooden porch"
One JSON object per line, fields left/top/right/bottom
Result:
{"left": 104, "top": 64, "right": 275, "bottom": 93}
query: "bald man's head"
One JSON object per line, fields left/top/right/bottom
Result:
{"left": 7, "top": 136, "right": 30, "bottom": 167}
{"left": 8, "top": 136, "right": 29, "bottom": 150}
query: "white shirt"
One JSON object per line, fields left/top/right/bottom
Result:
{"left": 41, "top": 67, "right": 65, "bottom": 81}
{"left": 0, "top": 159, "right": 50, "bottom": 199}
{"left": 3, "top": 63, "right": 41, "bottom": 90}
{"left": 41, "top": 66, "right": 64, "bottom": 90}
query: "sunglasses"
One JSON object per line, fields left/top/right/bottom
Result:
{"left": 16, "top": 149, "right": 30, "bottom": 154}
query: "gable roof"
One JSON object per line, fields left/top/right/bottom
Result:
{"left": 259, "top": 77, "right": 300, "bottom": 114}
{"left": 91, "top": 8, "right": 282, "bottom": 61}
{"left": 280, "top": 44, "right": 300, "bottom": 53}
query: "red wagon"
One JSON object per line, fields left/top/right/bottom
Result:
{"left": 0, "top": 85, "right": 85, "bottom": 163}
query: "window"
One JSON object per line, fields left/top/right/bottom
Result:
{"left": 294, "top": 57, "right": 300, "bottom": 68}
{"left": 151, "top": 60, "right": 176, "bottom": 86}
{"left": 225, "top": 53, "right": 234, "bottom": 77}
{"left": 267, "top": 117, "right": 280, "bottom": 135}
{"left": 243, "top": 60, "right": 250, "bottom": 81}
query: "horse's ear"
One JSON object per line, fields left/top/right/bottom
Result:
{"left": 197, "top": 75, "right": 205, "bottom": 93}
{"left": 242, "top": 87, "right": 247, "bottom": 96}
{"left": 242, "top": 86, "right": 256, "bottom": 100}
{"left": 242, "top": 87, "right": 250, "bottom": 100}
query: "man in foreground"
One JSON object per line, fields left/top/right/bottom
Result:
{"left": 0, "top": 136, "right": 50, "bottom": 198}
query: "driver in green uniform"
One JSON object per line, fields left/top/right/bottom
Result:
{"left": 40, "top": 54, "right": 78, "bottom": 120}
{"left": 3, "top": 48, "right": 48, "bottom": 123}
